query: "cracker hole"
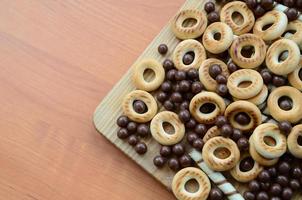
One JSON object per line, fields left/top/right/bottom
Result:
{"left": 264, "top": 136, "right": 276, "bottom": 146}
{"left": 240, "top": 45, "right": 255, "bottom": 58}
{"left": 278, "top": 96, "right": 293, "bottom": 111}
{"left": 183, "top": 51, "right": 195, "bottom": 65}
{"left": 185, "top": 179, "right": 199, "bottom": 193}
{"left": 298, "top": 135, "right": 302, "bottom": 146}
{"left": 199, "top": 103, "right": 216, "bottom": 114}
{"left": 182, "top": 18, "right": 197, "bottom": 28}
{"left": 162, "top": 122, "right": 175, "bottom": 135}
{"left": 214, "top": 147, "right": 231, "bottom": 159}
{"left": 299, "top": 68, "right": 302, "bottom": 80}
{"left": 133, "top": 100, "right": 147, "bottom": 114}
{"left": 262, "top": 23, "right": 273, "bottom": 31}
{"left": 278, "top": 50, "right": 289, "bottom": 62}
{"left": 234, "top": 112, "right": 251, "bottom": 125}
{"left": 238, "top": 81, "right": 252, "bottom": 88}
{"left": 239, "top": 157, "right": 254, "bottom": 172}
{"left": 282, "top": 29, "right": 297, "bottom": 37}
{"left": 232, "top": 12, "right": 244, "bottom": 25}
{"left": 143, "top": 69, "right": 155, "bottom": 82}
{"left": 213, "top": 32, "right": 221, "bottom": 40}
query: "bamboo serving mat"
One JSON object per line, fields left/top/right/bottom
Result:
{"left": 93, "top": 0, "right": 301, "bottom": 198}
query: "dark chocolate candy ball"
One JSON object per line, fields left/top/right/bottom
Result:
{"left": 258, "top": 170, "right": 271, "bottom": 183}
{"left": 227, "top": 62, "right": 237, "bottom": 73}
{"left": 117, "top": 115, "right": 129, "bottom": 127}
{"left": 161, "top": 81, "right": 172, "bottom": 92}
{"left": 117, "top": 128, "right": 130, "bottom": 139}
{"left": 179, "top": 154, "right": 192, "bottom": 168}
{"left": 172, "top": 143, "right": 185, "bottom": 156}
{"left": 209, "top": 187, "right": 224, "bottom": 200}
{"left": 157, "top": 91, "right": 168, "bottom": 103}
{"left": 127, "top": 121, "right": 137, "bottom": 133}
{"left": 191, "top": 82, "right": 203, "bottom": 94}
{"left": 260, "top": 182, "right": 270, "bottom": 190}
{"left": 269, "top": 183, "right": 282, "bottom": 196}
{"left": 195, "top": 124, "right": 207, "bottom": 136}
{"left": 187, "top": 132, "right": 198, "bottom": 145}
{"left": 179, "top": 80, "right": 191, "bottom": 92}
{"left": 235, "top": 112, "right": 250, "bottom": 125}
{"left": 261, "top": 70, "right": 272, "bottom": 84}
{"left": 216, "top": 84, "right": 228, "bottom": 96}
{"left": 193, "top": 138, "right": 204, "bottom": 151}
{"left": 292, "top": 166, "right": 302, "bottom": 178}
{"left": 278, "top": 161, "right": 291, "bottom": 175}
{"left": 208, "top": 11, "right": 220, "bottom": 23}
{"left": 158, "top": 44, "right": 168, "bottom": 55}
{"left": 133, "top": 100, "right": 147, "bottom": 114}
{"left": 183, "top": 53, "right": 194, "bottom": 65}
{"left": 289, "top": 179, "right": 300, "bottom": 190}
{"left": 283, "top": 0, "right": 295, "bottom": 7}
{"left": 249, "top": 180, "right": 260, "bottom": 192}
{"left": 185, "top": 118, "right": 197, "bottom": 129}
{"left": 272, "top": 75, "right": 286, "bottom": 87}
{"left": 260, "top": 0, "right": 274, "bottom": 10}
{"left": 153, "top": 155, "right": 166, "bottom": 167}
{"left": 246, "top": 0, "right": 257, "bottom": 9}
{"left": 221, "top": 124, "right": 233, "bottom": 137}
{"left": 171, "top": 92, "right": 183, "bottom": 103}
{"left": 215, "top": 116, "right": 228, "bottom": 128}
{"left": 204, "top": 2, "right": 215, "bottom": 13}
{"left": 187, "top": 68, "right": 199, "bottom": 80}
{"left": 244, "top": 191, "right": 255, "bottom": 200}
{"left": 215, "top": 74, "right": 227, "bottom": 84}
{"left": 276, "top": 175, "right": 289, "bottom": 187}
{"left": 175, "top": 70, "right": 187, "bottom": 81}
{"left": 232, "top": 129, "right": 243, "bottom": 141}
{"left": 278, "top": 121, "right": 292, "bottom": 134}
{"left": 166, "top": 69, "right": 177, "bottom": 81}
{"left": 209, "top": 64, "right": 222, "bottom": 78}
{"left": 268, "top": 166, "right": 277, "bottom": 178}
{"left": 163, "top": 59, "right": 174, "bottom": 71}
{"left": 168, "top": 158, "right": 180, "bottom": 171}
{"left": 285, "top": 8, "right": 298, "bottom": 21}
{"left": 160, "top": 146, "right": 172, "bottom": 157}
{"left": 254, "top": 5, "right": 266, "bottom": 17}
{"left": 137, "top": 124, "right": 149, "bottom": 137}
{"left": 180, "top": 101, "right": 189, "bottom": 110}
{"left": 237, "top": 137, "right": 249, "bottom": 150}
{"left": 128, "top": 135, "right": 139, "bottom": 146}
{"left": 282, "top": 187, "right": 293, "bottom": 200}
{"left": 163, "top": 100, "right": 174, "bottom": 111}
{"left": 135, "top": 142, "right": 147, "bottom": 154}
{"left": 256, "top": 191, "right": 269, "bottom": 200}
{"left": 179, "top": 110, "right": 191, "bottom": 123}
{"left": 279, "top": 99, "right": 292, "bottom": 111}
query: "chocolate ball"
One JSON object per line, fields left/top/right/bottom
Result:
{"left": 179, "top": 154, "right": 192, "bottom": 168}
{"left": 157, "top": 91, "right": 168, "bottom": 103}
{"left": 232, "top": 128, "right": 243, "bottom": 141}
{"left": 270, "top": 197, "right": 281, "bottom": 200}
{"left": 209, "top": 64, "right": 222, "bottom": 78}
{"left": 160, "top": 146, "right": 172, "bottom": 157}
{"left": 175, "top": 70, "right": 187, "bottom": 81}
{"left": 180, "top": 101, "right": 189, "bottom": 110}
{"left": 235, "top": 112, "right": 250, "bottom": 125}
{"left": 283, "top": 0, "right": 295, "bottom": 7}
{"left": 195, "top": 124, "right": 207, "bottom": 136}
{"left": 289, "top": 179, "right": 300, "bottom": 190}
{"left": 187, "top": 68, "right": 199, "bottom": 80}
{"left": 258, "top": 170, "right": 271, "bottom": 183}
{"left": 216, "top": 84, "right": 228, "bottom": 96}
{"left": 246, "top": 0, "right": 257, "bottom": 9}
{"left": 279, "top": 99, "right": 292, "bottom": 111}
{"left": 254, "top": 5, "right": 266, "bottom": 17}
{"left": 268, "top": 167, "right": 278, "bottom": 178}
{"left": 193, "top": 138, "right": 204, "bottom": 151}
{"left": 163, "top": 59, "right": 174, "bottom": 71}
{"left": 166, "top": 69, "right": 177, "bottom": 81}
{"left": 191, "top": 82, "right": 203, "bottom": 94}
{"left": 178, "top": 110, "right": 191, "bottom": 123}
{"left": 127, "top": 122, "right": 137, "bottom": 133}
{"left": 227, "top": 62, "right": 237, "bottom": 73}
{"left": 153, "top": 155, "right": 166, "bottom": 167}
{"left": 208, "top": 11, "right": 220, "bottom": 23}
{"left": 209, "top": 187, "right": 223, "bottom": 200}
{"left": 237, "top": 137, "right": 249, "bottom": 150}
{"left": 269, "top": 183, "right": 282, "bottom": 196}
{"left": 204, "top": 2, "right": 215, "bottom": 13}
{"left": 278, "top": 121, "right": 292, "bottom": 134}
{"left": 216, "top": 116, "right": 228, "bottom": 128}
{"left": 128, "top": 135, "right": 139, "bottom": 146}
{"left": 117, "top": 128, "right": 130, "bottom": 139}
{"left": 260, "top": 182, "right": 271, "bottom": 190}
{"left": 240, "top": 157, "right": 254, "bottom": 171}
{"left": 272, "top": 75, "right": 286, "bottom": 87}
{"left": 292, "top": 166, "right": 302, "bottom": 178}
{"left": 215, "top": 74, "right": 227, "bottom": 84}
{"left": 184, "top": 92, "right": 194, "bottom": 100}
{"left": 135, "top": 142, "right": 147, "bottom": 154}
{"left": 221, "top": 124, "right": 233, "bottom": 137}
{"left": 172, "top": 143, "right": 185, "bottom": 156}
{"left": 244, "top": 191, "right": 255, "bottom": 200}
{"left": 256, "top": 191, "right": 269, "bottom": 200}
{"left": 276, "top": 175, "right": 289, "bottom": 186}
{"left": 158, "top": 44, "right": 168, "bottom": 55}
{"left": 249, "top": 180, "right": 260, "bottom": 192}
{"left": 282, "top": 187, "right": 293, "bottom": 200}
{"left": 117, "top": 115, "right": 129, "bottom": 127}
{"left": 187, "top": 132, "right": 199, "bottom": 145}
{"left": 183, "top": 53, "right": 194, "bottom": 65}
{"left": 173, "top": 83, "right": 181, "bottom": 92}
{"left": 171, "top": 92, "right": 182, "bottom": 103}
{"left": 137, "top": 124, "right": 149, "bottom": 137}
{"left": 179, "top": 80, "right": 191, "bottom": 92}
{"left": 261, "top": 70, "right": 272, "bottom": 84}
{"left": 278, "top": 162, "right": 291, "bottom": 175}
{"left": 286, "top": 8, "right": 298, "bottom": 21}
{"left": 186, "top": 118, "right": 197, "bottom": 129}
{"left": 163, "top": 100, "right": 174, "bottom": 111}
{"left": 161, "top": 81, "right": 172, "bottom": 92}
{"left": 260, "top": 0, "right": 274, "bottom": 10}
{"left": 168, "top": 158, "right": 180, "bottom": 171}
{"left": 133, "top": 100, "right": 147, "bottom": 114}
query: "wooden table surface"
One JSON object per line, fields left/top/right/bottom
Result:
{"left": 0, "top": 1, "right": 184, "bottom": 199}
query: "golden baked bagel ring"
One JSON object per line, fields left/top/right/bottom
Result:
{"left": 288, "top": 63, "right": 302, "bottom": 91}
{"left": 287, "top": 124, "right": 302, "bottom": 159}
{"left": 233, "top": 85, "right": 268, "bottom": 105}
{"left": 132, "top": 59, "right": 165, "bottom": 92}
{"left": 229, "top": 34, "right": 266, "bottom": 69}
{"left": 220, "top": 1, "right": 255, "bottom": 35}
{"left": 202, "top": 136, "right": 240, "bottom": 171}
{"left": 230, "top": 153, "right": 263, "bottom": 183}
{"left": 189, "top": 92, "right": 226, "bottom": 124}
{"left": 202, "top": 22, "right": 233, "bottom": 54}
{"left": 150, "top": 111, "right": 185, "bottom": 145}
{"left": 171, "top": 9, "right": 207, "bottom": 40}
{"left": 173, "top": 39, "right": 206, "bottom": 71}
{"left": 267, "top": 86, "right": 302, "bottom": 123}
{"left": 266, "top": 39, "right": 300, "bottom": 75}
{"left": 203, "top": 126, "right": 221, "bottom": 143}
{"left": 283, "top": 20, "right": 302, "bottom": 49}
{"left": 225, "top": 101, "right": 261, "bottom": 133}
{"left": 249, "top": 135, "right": 279, "bottom": 166}
{"left": 253, "top": 10, "right": 288, "bottom": 41}
{"left": 172, "top": 167, "right": 211, "bottom": 200}
{"left": 199, "top": 58, "right": 230, "bottom": 91}
{"left": 253, "top": 123, "right": 287, "bottom": 159}
{"left": 122, "top": 90, "right": 157, "bottom": 123}
{"left": 227, "top": 69, "right": 263, "bottom": 99}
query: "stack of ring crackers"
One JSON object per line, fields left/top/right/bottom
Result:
{"left": 115, "top": 1, "right": 302, "bottom": 200}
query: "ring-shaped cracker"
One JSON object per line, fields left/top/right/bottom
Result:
{"left": 253, "top": 123, "right": 287, "bottom": 159}
{"left": 202, "top": 136, "right": 240, "bottom": 171}
{"left": 202, "top": 22, "right": 233, "bottom": 54}
{"left": 229, "top": 153, "right": 263, "bottom": 183}
{"left": 172, "top": 167, "right": 211, "bottom": 200}
{"left": 266, "top": 39, "right": 300, "bottom": 75}
{"left": 132, "top": 59, "right": 165, "bottom": 92}
{"left": 287, "top": 124, "right": 302, "bottom": 159}
{"left": 203, "top": 126, "right": 221, "bottom": 143}
{"left": 225, "top": 101, "right": 261, "bottom": 133}
{"left": 171, "top": 9, "right": 208, "bottom": 40}
{"left": 229, "top": 34, "right": 266, "bottom": 69}
{"left": 283, "top": 20, "right": 302, "bottom": 49}
{"left": 199, "top": 58, "right": 230, "bottom": 91}
{"left": 150, "top": 111, "right": 185, "bottom": 145}
{"left": 267, "top": 86, "right": 302, "bottom": 123}
{"left": 220, "top": 1, "right": 255, "bottom": 35}
{"left": 234, "top": 85, "right": 268, "bottom": 105}
{"left": 253, "top": 10, "right": 288, "bottom": 41}
{"left": 122, "top": 90, "right": 157, "bottom": 123}
{"left": 189, "top": 92, "right": 226, "bottom": 124}
{"left": 288, "top": 63, "right": 302, "bottom": 91}
{"left": 173, "top": 39, "right": 206, "bottom": 71}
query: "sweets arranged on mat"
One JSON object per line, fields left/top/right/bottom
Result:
{"left": 114, "top": 0, "right": 302, "bottom": 199}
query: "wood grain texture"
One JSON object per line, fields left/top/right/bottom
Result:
{"left": 0, "top": 0, "right": 185, "bottom": 199}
